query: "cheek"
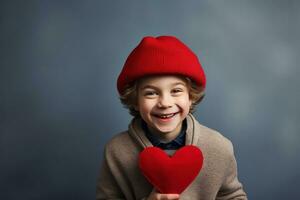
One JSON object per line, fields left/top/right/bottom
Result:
{"left": 138, "top": 99, "right": 154, "bottom": 114}
{"left": 178, "top": 96, "right": 192, "bottom": 108}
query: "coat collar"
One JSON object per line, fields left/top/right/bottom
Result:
{"left": 128, "top": 114, "right": 200, "bottom": 149}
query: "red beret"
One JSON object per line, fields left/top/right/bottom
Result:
{"left": 117, "top": 36, "right": 206, "bottom": 95}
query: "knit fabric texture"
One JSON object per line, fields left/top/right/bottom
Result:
{"left": 117, "top": 35, "right": 206, "bottom": 95}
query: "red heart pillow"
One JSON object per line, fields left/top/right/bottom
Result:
{"left": 139, "top": 145, "right": 203, "bottom": 194}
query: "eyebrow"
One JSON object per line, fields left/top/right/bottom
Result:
{"left": 140, "top": 82, "right": 186, "bottom": 90}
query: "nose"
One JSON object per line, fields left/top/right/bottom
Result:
{"left": 157, "top": 94, "right": 173, "bottom": 108}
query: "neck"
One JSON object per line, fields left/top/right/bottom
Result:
{"left": 147, "top": 123, "right": 182, "bottom": 143}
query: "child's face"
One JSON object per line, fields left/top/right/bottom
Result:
{"left": 136, "top": 75, "right": 192, "bottom": 139}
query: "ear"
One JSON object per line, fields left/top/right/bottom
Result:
{"left": 134, "top": 104, "right": 139, "bottom": 111}
{"left": 189, "top": 99, "right": 193, "bottom": 107}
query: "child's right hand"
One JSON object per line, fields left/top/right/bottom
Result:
{"left": 146, "top": 190, "right": 180, "bottom": 200}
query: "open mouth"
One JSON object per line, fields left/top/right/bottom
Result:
{"left": 152, "top": 112, "right": 179, "bottom": 119}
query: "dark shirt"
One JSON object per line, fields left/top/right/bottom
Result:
{"left": 142, "top": 119, "right": 187, "bottom": 150}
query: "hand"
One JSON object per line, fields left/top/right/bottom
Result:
{"left": 146, "top": 190, "right": 180, "bottom": 200}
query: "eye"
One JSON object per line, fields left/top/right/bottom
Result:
{"left": 171, "top": 88, "right": 183, "bottom": 94}
{"left": 143, "top": 90, "right": 158, "bottom": 97}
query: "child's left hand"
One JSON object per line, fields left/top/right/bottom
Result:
{"left": 146, "top": 189, "right": 180, "bottom": 200}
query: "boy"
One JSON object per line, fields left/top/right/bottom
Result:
{"left": 97, "top": 36, "right": 247, "bottom": 200}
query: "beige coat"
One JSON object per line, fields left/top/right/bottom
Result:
{"left": 97, "top": 114, "right": 247, "bottom": 200}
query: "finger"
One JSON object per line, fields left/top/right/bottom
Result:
{"left": 158, "top": 193, "right": 180, "bottom": 200}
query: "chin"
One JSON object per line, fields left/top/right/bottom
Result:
{"left": 154, "top": 125, "right": 178, "bottom": 134}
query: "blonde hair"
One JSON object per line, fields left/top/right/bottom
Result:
{"left": 119, "top": 76, "right": 205, "bottom": 117}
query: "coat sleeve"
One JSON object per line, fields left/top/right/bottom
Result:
{"left": 216, "top": 142, "right": 248, "bottom": 200}
{"left": 96, "top": 154, "right": 126, "bottom": 200}
{"left": 96, "top": 146, "right": 148, "bottom": 200}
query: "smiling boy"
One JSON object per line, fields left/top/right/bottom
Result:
{"left": 136, "top": 75, "right": 192, "bottom": 143}
{"left": 97, "top": 36, "right": 247, "bottom": 200}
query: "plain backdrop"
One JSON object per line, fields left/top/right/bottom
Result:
{"left": 1, "top": 0, "right": 300, "bottom": 199}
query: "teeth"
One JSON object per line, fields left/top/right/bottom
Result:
{"left": 158, "top": 113, "right": 175, "bottom": 119}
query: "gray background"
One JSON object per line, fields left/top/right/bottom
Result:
{"left": 1, "top": 0, "right": 300, "bottom": 199}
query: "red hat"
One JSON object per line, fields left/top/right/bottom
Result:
{"left": 117, "top": 35, "right": 206, "bottom": 94}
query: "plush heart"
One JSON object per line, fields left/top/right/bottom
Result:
{"left": 138, "top": 145, "right": 203, "bottom": 194}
